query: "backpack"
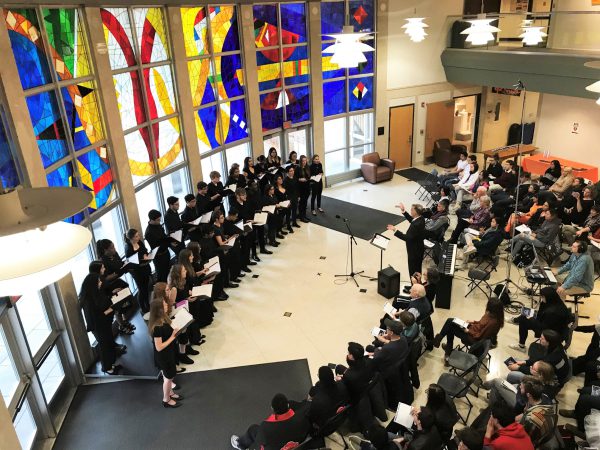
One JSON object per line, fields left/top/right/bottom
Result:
{"left": 512, "top": 244, "right": 535, "bottom": 267}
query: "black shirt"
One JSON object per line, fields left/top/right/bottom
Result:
{"left": 164, "top": 209, "right": 183, "bottom": 235}
{"left": 195, "top": 193, "right": 212, "bottom": 216}
{"left": 283, "top": 176, "right": 299, "bottom": 199}
{"left": 144, "top": 222, "right": 170, "bottom": 254}
{"left": 207, "top": 181, "right": 225, "bottom": 210}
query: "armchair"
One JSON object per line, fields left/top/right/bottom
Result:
{"left": 361, "top": 152, "right": 395, "bottom": 184}
{"left": 433, "top": 139, "right": 467, "bottom": 168}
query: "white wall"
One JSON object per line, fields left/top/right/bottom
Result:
{"left": 534, "top": 94, "right": 600, "bottom": 167}
{"left": 548, "top": 0, "right": 600, "bottom": 50}
{"left": 386, "top": 0, "right": 463, "bottom": 89}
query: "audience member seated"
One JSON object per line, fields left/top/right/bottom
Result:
{"left": 516, "top": 378, "right": 556, "bottom": 448}
{"left": 505, "top": 329, "right": 570, "bottom": 386}
{"left": 455, "top": 427, "right": 484, "bottom": 450}
{"left": 562, "top": 204, "right": 600, "bottom": 245}
{"left": 387, "top": 406, "right": 444, "bottom": 450}
{"left": 562, "top": 186, "right": 595, "bottom": 228}
{"left": 484, "top": 153, "right": 503, "bottom": 179}
{"left": 510, "top": 209, "right": 561, "bottom": 260}
{"left": 540, "top": 160, "right": 561, "bottom": 187}
{"left": 553, "top": 240, "right": 594, "bottom": 300}
{"left": 451, "top": 162, "right": 479, "bottom": 208}
{"left": 455, "top": 186, "right": 488, "bottom": 220}
{"left": 494, "top": 160, "right": 518, "bottom": 192}
{"left": 370, "top": 319, "right": 410, "bottom": 375}
{"left": 461, "top": 216, "right": 504, "bottom": 267}
{"left": 484, "top": 400, "right": 534, "bottom": 450}
{"left": 508, "top": 287, "right": 572, "bottom": 352}
{"left": 572, "top": 323, "right": 600, "bottom": 385}
{"left": 548, "top": 166, "right": 574, "bottom": 196}
{"left": 423, "top": 200, "right": 450, "bottom": 241}
{"left": 430, "top": 296, "right": 504, "bottom": 361}
{"left": 230, "top": 393, "right": 310, "bottom": 450}
{"left": 504, "top": 190, "right": 541, "bottom": 234}
{"left": 436, "top": 150, "right": 469, "bottom": 188}
{"left": 449, "top": 196, "right": 491, "bottom": 244}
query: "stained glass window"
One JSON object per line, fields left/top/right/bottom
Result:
{"left": 124, "top": 127, "right": 155, "bottom": 185}
{"left": 46, "top": 162, "right": 84, "bottom": 223}
{"left": 349, "top": 76, "right": 373, "bottom": 111}
{"left": 76, "top": 146, "right": 115, "bottom": 212}
{"left": 133, "top": 8, "right": 170, "bottom": 64}
{"left": 113, "top": 71, "right": 146, "bottom": 131}
{"left": 211, "top": 6, "right": 240, "bottom": 53}
{"left": 0, "top": 106, "right": 20, "bottom": 189}
{"left": 144, "top": 64, "right": 177, "bottom": 120}
{"left": 182, "top": 7, "right": 208, "bottom": 57}
{"left": 61, "top": 82, "right": 104, "bottom": 150}
{"left": 26, "top": 90, "right": 68, "bottom": 168}
{"left": 286, "top": 86, "right": 310, "bottom": 124}
{"left": 323, "top": 80, "right": 346, "bottom": 117}
{"left": 196, "top": 105, "right": 221, "bottom": 154}
{"left": 221, "top": 99, "right": 248, "bottom": 144}
{"left": 280, "top": 3, "right": 306, "bottom": 43}
{"left": 188, "top": 59, "right": 215, "bottom": 107}
{"left": 260, "top": 91, "right": 283, "bottom": 132}
{"left": 101, "top": 8, "right": 136, "bottom": 70}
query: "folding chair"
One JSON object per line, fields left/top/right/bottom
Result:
{"left": 437, "top": 363, "right": 479, "bottom": 424}
{"left": 297, "top": 404, "right": 352, "bottom": 449}
{"left": 447, "top": 339, "right": 491, "bottom": 393}
{"left": 466, "top": 267, "right": 493, "bottom": 298}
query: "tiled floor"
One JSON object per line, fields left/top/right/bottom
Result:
{"left": 107, "top": 169, "right": 600, "bottom": 447}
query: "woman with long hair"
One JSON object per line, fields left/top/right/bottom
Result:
{"left": 148, "top": 292, "right": 182, "bottom": 408}
{"left": 310, "top": 154, "right": 324, "bottom": 216}
{"left": 167, "top": 264, "right": 197, "bottom": 364}
{"left": 297, "top": 155, "right": 311, "bottom": 222}
{"left": 275, "top": 174, "right": 292, "bottom": 234}
{"left": 541, "top": 159, "right": 561, "bottom": 187}
{"left": 424, "top": 383, "right": 459, "bottom": 442}
{"left": 262, "top": 184, "right": 281, "bottom": 246}
{"left": 80, "top": 262, "right": 122, "bottom": 375}
{"left": 242, "top": 156, "right": 257, "bottom": 182}
{"left": 178, "top": 249, "right": 212, "bottom": 339}
{"left": 124, "top": 228, "right": 152, "bottom": 317}
{"left": 431, "top": 296, "right": 504, "bottom": 360}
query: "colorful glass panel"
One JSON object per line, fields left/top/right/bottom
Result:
{"left": 280, "top": 3, "right": 306, "bottom": 43}
{"left": 113, "top": 71, "right": 146, "bottom": 131}
{"left": 0, "top": 112, "right": 19, "bottom": 189}
{"left": 322, "top": 42, "right": 346, "bottom": 80}
{"left": 286, "top": 86, "right": 310, "bottom": 124}
{"left": 211, "top": 6, "right": 240, "bottom": 53}
{"left": 221, "top": 99, "right": 248, "bottom": 145}
{"left": 349, "top": 0, "right": 374, "bottom": 32}
{"left": 144, "top": 64, "right": 177, "bottom": 120}
{"left": 348, "top": 39, "right": 374, "bottom": 76}
{"left": 155, "top": 117, "right": 184, "bottom": 171}
{"left": 124, "top": 127, "right": 154, "bottom": 185}
{"left": 42, "top": 8, "right": 91, "bottom": 81}
{"left": 260, "top": 91, "right": 283, "bottom": 132}
{"left": 323, "top": 80, "right": 346, "bottom": 117}
{"left": 196, "top": 105, "right": 221, "bottom": 153}
{"left": 76, "top": 146, "right": 115, "bottom": 212}
{"left": 256, "top": 49, "right": 281, "bottom": 91}
{"left": 133, "top": 8, "right": 170, "bottom": 64}
{"left": 101, "top": 8, "right": 136, "bottom": 70}
{"left": 181, "top": 7, "right": 208, "bottom": 57}
{"left": 26, "top": 90, "right": 68, "bottom": 168}
{"left": 283, "top": 46, "right": 309, "bottom": 85}
{"left": 188, "top": 59, "right": 215, "bottom": 107}
{"left": 349, "top": 76, "right": 373, "bottom": 111}
{"left": 321, "top": 1, "right": 345, "bottom": 36}
{"left": 61, "top": 82, "right": 104, "bottom": 150}
{"left": 253, "top": 5, "right": 278, "bottom": 49}
{"left": 214, "top": 54, "right": 244, "bottom": 100}
{"left": 46, "top": 162, "right": 84, "bottom": 223}
{"left": 4, "top": 9, "right": 53, "bottom": 90}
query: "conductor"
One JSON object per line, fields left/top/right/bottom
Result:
{"left": 387, "top": 203, "right": 426, "bottom": 277}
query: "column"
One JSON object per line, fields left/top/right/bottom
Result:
{"left": 166, "top": 6, "right": 204, "bottom": 186}
{"left": 374, "top": 0, "right": 389, "bottom": 157}
{"left": 239, "top": 4, "right": 265, "bottom": 159}
{"left": 0, "top": 396, "right": 20, "bottom": 450}
{"left": 308, "top": 2, "right": 326, "bottom": 180}
{"left": 84, "top": 7, "right": 142, "bottom": 232}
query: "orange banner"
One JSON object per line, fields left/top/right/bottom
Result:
{"left": 594, "top": 0, "right": 600, "bottom": 5}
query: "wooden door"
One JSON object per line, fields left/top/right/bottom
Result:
{"left": 425, "top": 100, "right": 455, "bottom": 158}
{"left": 388, "top": 105, "right": 414, "bottom": 169}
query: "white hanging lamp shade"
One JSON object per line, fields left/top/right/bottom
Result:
{"left": 461, "top": 17, "right": 500, "bottom": 46}
{"left": 519, "top": 20, "right": 547, "bottom": 46}
{"left": 0, "top": 186, "right": 92, "bottom": 295}
{"left": 402, "top": 18, "right": 428, "bottom": 43}
{"left": 322, "top": 25, "right": 374, "bottom": 69}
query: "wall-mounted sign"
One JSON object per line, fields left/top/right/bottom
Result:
{"left": 492, "top": 86, "right": 522, "bottom": 96}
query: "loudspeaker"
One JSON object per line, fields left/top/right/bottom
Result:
{"left": 378, "top": 267, "right": 400, "bottom": 299}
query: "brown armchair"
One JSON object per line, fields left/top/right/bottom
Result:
{"left": 361, "top": 152, "right": 395, "bottom": 184}
{"left": 433, "top": 139, "right": 467, "bottom": 168}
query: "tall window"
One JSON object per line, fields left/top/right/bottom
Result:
{"left": 253, "top": 3, "right": 311, "bottom": 137}
{"left": 4, "top": 8, "right": 117, "bottom": 223}
{"left": 181, "top": 6, "right": 250, "bottom": 182}
{"left": 102, "top": 7, "right": 190, "bottom": 215}
{"left": 0, "top": 98, "right": 20, "bottom": 189}
{"left": 321, "top": 0, "right": 375, "bottom": 178}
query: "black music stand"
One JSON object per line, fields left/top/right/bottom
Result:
{"left": 370, "top": 233, "right": 389, "bottom": 272}
{"left": 334, "top": 216, "right": 374, "bottom": 288}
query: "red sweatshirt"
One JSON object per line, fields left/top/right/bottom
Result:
{"left": 484, "top": 422, "right": 534, "bottom": 450}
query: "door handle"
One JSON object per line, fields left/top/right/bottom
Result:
{"left": 408, "top": 136, "right": 413, "bottom": 144}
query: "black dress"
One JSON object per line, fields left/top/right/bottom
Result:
{"left": 153, "top": 322, "right": 177, "bottom": 379}
{"left": 144, "top": 222, "right": 172, "bottom": 283}
{"left": 86, "top": 287, "right": 116, "bottom": 372}
{"left": 124, "top": 241, "right": 152, "bottom": 314}
{"left": 310, "top": 162, "right": 324, "bottom": 210}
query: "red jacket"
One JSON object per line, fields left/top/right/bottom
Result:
{"left": 484, "top": 423, "right": 534, "bottom": 450}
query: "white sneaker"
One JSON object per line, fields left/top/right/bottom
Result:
{"left": 143, "top": 312, "right": 150, "bottom": 321}
{"left": 463, "top": 246, "right": 477, "bottom": 256}
{"left": 231, "top": 435, "right": 243, "bottom": 450}
{"left": 508, "top": 343, "right": 526, "bottom": 353}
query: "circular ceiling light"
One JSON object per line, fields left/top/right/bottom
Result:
{"left": 402, "top": 18, "right": 428, "bottom": 43}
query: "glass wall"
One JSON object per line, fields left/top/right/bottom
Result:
{"left": 320, "top": 0, "right": 376, "bottom": 178}
{"left": 181, "top": 5, "right": 250, "bottom": 181}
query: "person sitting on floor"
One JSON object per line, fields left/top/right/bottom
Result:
{"left": 430, "top": 296, "right": 504, "bottom": 361}
{"left": 516, "top": 378, "right": 556, "bottom": 448}
{"left": 484, "top": 399, "right": 534, "bottom": 450}
{"left": 553, "top": 240, "right": 595, "bottom": 300}
{"left": 508, "top": 286, "right": 572, "bottom": 353}
{"left": 230, "top": 393, "right": 310, "bottom": 450}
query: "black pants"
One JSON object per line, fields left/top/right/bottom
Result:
{"left": 237, "top": 424, "right": 260, "bottom": 449}
{"left": 240, "top": 234, "right": 251, "bottom": 267}
{"left": 311, "top": 181, "right": 323, "bottom": 210}
{"left": 154, "top": 251, "right": 171, "bottom": 283}
{"left": 290, "top": 198, "right": 298, "bottom": 224}
{"left": 438, "top": 318, "right": 473, "bottom": 354}
{"left": 407, "top": 251, "right": 423, "bottom": 278}
{"left": 516, "top": 316, "right": 543, "bottom": 346}
{"left": 449, "top": 219, "right": 470, "bottom": 244}
{"left": 132, "top": 270, "right": 151, "bottom": 313}
{"left": 93, "top": 322, "right": 116, "bottom": 372}
{"left": 575, "top": 386, "right": 600, "bottom": 431}
{"left": 299, "top": 185, "right": 310, "bottom": 218}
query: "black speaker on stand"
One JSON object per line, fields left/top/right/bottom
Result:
{"left": 377, "top": 267, "right": 400, "bottom": 299}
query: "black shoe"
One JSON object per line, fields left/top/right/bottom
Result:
{"left": 238, "top": 273, "right": 246, "bottom": 278}
{"left": 276, "top": 233, "right": 285, "bottom": 239}
{"left": 260, "top": 249, "right": 272, "bottom": 255}
{"left": 231, "top": 278, "right": 242, "bottom": 283}
{"left": 293, "top": 222, "right": 301, "bottom": 228}
{"left": 212, "top": 304, "right": 218, "bottom": 312}
{"left": 248, "top": 261, "right": 257, "bottom": 266}
{"left": 186, "top": 346, "right": 199, "bottom": 356}
{"left": 300, "top": 217, "right": 310, "bottom": 223}
{"left": 287, "top": 227, "right": 294, "bottom": 233}
{"left": 280, "top": 230, "right": 288, "bottom": 235}
{"left": 226, "top": 283, "right": 239, "bottom": 288}
{"left": 176, "top": 367, "right": 186, "bottom": 374}
{"left": 116, "top": 344, "right": 127, "bottom": 356}
{"left": 103, "top": 364, "right": 121, "bottom": 375}
{"left": 178, "top": 354, "right": 194, "bottom": 364}
{"left": 170, "top": 394, "right": 184, "bottom": 400}
{"left": 242, "top": 267, "right": 252, "bottom": 273}
{"left": 163, "top": 401, "right": 181, "bottom": 408}
{"left": 253, "top": 255, "right": 261, "bottom": 261}
{"left": 215, "top": 293, "right": 229, "bottom": 301}
{"left": 173, "top": 384, "right": 182, "bottom": 390}
{"left": 269, "top": 241, "right": 280, "bottom": 247}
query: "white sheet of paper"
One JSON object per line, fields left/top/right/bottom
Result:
{"left": 191, "top": 284, "right": 212, "bottom": 297}
{"left": 424, "top": 239, "right": 435, "bottom": 249}
{"left": 127, "top": 253, "right": 140, "bottom": 264}
{"left": 278, "top": 200, "right": 291, "bottom": 208}
{"left": 393, "top": 402, "right": 414, "bottom": 428}
{"left": 171, "top": 308, "right": 194, "bottom": 332}
{"left": 453, "top": 318, "right": 469, "bottom": 329}
{"left": 258, "top": 173, "right": 266, "bottom": 180}
{"left": 235, "top": 220, "right": 244, "bottom": 231}
{"left": 170, "top": 230, "right": 183, "bottom": 242}
{"left": 226, "top": 184, "right": 237, "bottom": 192}
{"left": 310, "top": 174, "right": 322, "bottom": 183}
{"left": 200, "top": 211, "right": 212, "bottom": 223}
{"left": 591, "top": 240, "right": 600, "bottom": 250}
{"left": 371, "top": 234, "right": 390, "bottom": 250}
{"left": 516, "top": 224, "right": 531, "bottom": 234}
{"left": 262, "top": 205, "right": 276, "bottom": 214}
{"left": 227, "top": 236, "right": 237, "bottom": 247}
{"left": 253, "top": 212, "right": 268, "bottom": 226}
{"left": 204, "top": 256, "right": 219, "bottom": 269}
{"left": 383, "top": 302, "right": 397, "bottom": 317}
{"left": 111, "top": 287, "right": 131, "bottom": 305}
{"left": 466, "top": 228, "right": 480, "bottom": 236}
{"left": 371, "top": 327, "right": 385, "bottom": 337}
{"left": 148, "top": 247, "right": 159, "bottom": 259}
{"left": 187, "top": 216, "right": 202, "bottom": 225}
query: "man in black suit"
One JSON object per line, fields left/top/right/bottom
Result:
{"left": 387, "top": 203, "right": 426, "bottom": 277}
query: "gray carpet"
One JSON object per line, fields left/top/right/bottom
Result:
{"left": 311, "top": 196, "right": 404, "bottom": 240}
{"left": 55, "top": 359, "right": 312, "bottom": 450}
{"left": 394, "top": 167, "right": 431, "bottom": 182}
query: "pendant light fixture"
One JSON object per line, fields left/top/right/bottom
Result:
{"left": 461, "top": 15, "right": 500, "bottom": 46}
{"left": 403, "top": 17, "right": 428, "bottom": 43}
{"left": 520, "top": 20, "right": 547, "bottom": 46}
{"left": 0, "top": 187, "right": 92, "bottom": 295}
{"left": 322, "top": 25, "right": 375, "bottom": 69}
{"left": 585, "top": 61, "right": 600, "bottom": 106}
